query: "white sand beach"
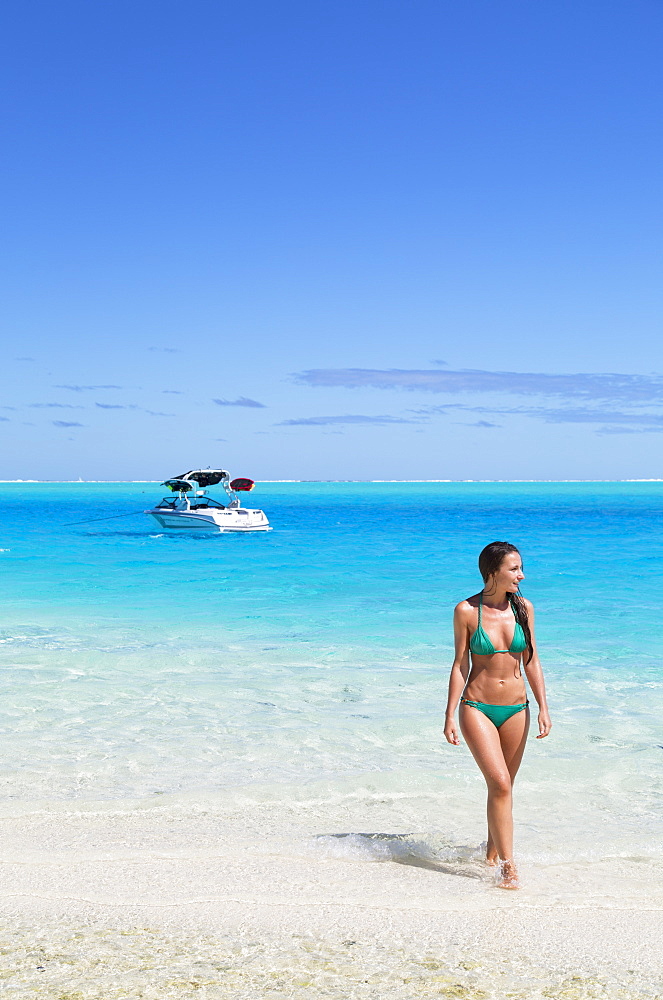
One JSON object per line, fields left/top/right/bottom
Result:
{"left": 1, "top": 798, "right": 662, "bottom": 998}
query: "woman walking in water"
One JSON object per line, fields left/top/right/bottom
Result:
{"left": 444, "top": 541, "right": 551, "bottom": 888}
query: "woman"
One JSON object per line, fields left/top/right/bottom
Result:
{"left": 444, "top": 541, "right": 551, "bottom": 889}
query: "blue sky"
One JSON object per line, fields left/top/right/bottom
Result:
{"left": 2, "top": 0, "right": 663, "bottom": 480}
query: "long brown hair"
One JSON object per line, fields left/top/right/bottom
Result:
{"left": 478, "top": 541, "right": 533, "bottom": 664}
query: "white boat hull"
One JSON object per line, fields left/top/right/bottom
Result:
{"left": 145, "top": 508, "right": 271, "bottom": 532}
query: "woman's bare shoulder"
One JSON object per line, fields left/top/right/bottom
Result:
{"left": 455, "top": 594, "right": 481, "bottom": 617}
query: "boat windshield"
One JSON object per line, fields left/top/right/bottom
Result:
{"left": 155, "top": 495, "right": 227, "bottom": 510}
{"left": 188, "top": 497, "right": 226, "bottom": 509}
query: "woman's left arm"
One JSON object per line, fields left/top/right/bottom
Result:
{"left": 522, "top": 600, "right": 552, "bottom": 739}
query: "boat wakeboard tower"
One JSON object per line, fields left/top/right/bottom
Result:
{"left": 145, "top": 469, "right": 270, "bottom": 532}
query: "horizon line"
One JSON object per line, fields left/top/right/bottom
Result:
{"left": 1, "top": 479, "right": 663, "bottom": 485}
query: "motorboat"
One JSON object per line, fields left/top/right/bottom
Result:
{"left": 145, "top": 469, "right": 271, "bottom": 532}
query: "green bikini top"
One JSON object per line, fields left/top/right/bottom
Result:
{"left": 469, "top": 592, "right": 527, "bottom": 656}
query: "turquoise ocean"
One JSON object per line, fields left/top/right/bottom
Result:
{"left": 1, "top": 480, "right": 662, "bottom": 997}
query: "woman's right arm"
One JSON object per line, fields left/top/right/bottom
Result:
{"left": 444, "top": 603, "right": 471, "bottom": 745}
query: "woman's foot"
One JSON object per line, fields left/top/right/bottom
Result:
{"left": 497, "top": 859, "right": 519, "bottom": 889}
{"left": 486, "top": 854, "right": 498, "bottom": 867}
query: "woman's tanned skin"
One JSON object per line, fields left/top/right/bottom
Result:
{"left": 444, "top": 549, "right": 551, "bottom": 888}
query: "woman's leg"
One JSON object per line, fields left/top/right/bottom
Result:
{"left": 459, "top": 705, "right": 529, "bottom": 865}
{"left": 460, "top": 705, "right": 514, "bottom": 862}
{"left": 485, "top": 707, "right": 530, "bottom": 863}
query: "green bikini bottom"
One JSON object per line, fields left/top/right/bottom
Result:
{"left": 461, "top": 698, "right": 529, "bottom": 728}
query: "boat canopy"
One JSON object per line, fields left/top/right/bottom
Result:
{"left": 164, "top": 469, "right": 230, "bottom": 490}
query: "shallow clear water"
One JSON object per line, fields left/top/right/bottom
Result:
{"left": 0, "top": 481, "right": 662, "bottom": 995}
{"left": 2, "top": 482, "right": 663, "bottom": 829}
